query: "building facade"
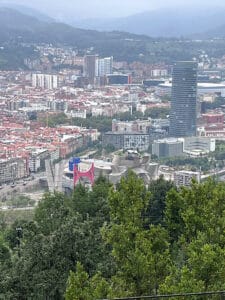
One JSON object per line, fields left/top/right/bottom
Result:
{"left": 152, "top": 138, "right": 184, "bottom": 158}
{"left": 107, "top": 74, "right": 131, "bottom": 85}
{"left": 0, "top": 157, "right": 29, "bottom": 184}
{"left": 95, "top": 57, "right": 113, "bottom": 77}
{"left": 32, "top": 74, "right": 58, "bottom": 89}
{"left": 174, "top": 170, "right": 200, "bottom": 187}
{"left": 183, "top": 137, "right": 216, "bottom": 154}
{"left": 83, "top": 55, "right": 98, "bottom": 83}
{"left": 169, "top": 61, "right": 198, "bottom": 137}
{"left": 103, "top": 132, "right": 150, "bottom": 151}
{"left": 112, "top": 119, "right": 151, "bottom": 134}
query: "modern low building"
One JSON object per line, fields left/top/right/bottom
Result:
{"left": 183, "top": 137, "right": 216, "bottom": 155}
{"left": 202, "top": 113, "right": 224, "bottom": 125}
{"left": 103, "top": 132, "right": 150, "bottom": 151}
{"left": 158, "top": 82, "right": 225, "bottom": 96}
{"left": 112, "top": 119, "right": 151, "bottom": 134}
{"left": 152, "top": 138, "right": 184, "bottom": 158}
{"left": 106, "top": 74, "right": 131, "bottom": 85}
{"left": 67, "top": 109, "right": 87, "bottom": 119}
{"left": 174, "top": 170, "right": 201, "bottom": 187}
{"left": 197, "top": 126, "right": 225, "bottom": 138}
{"left": 143, "top": 79, "right": 165, "bottom": 87}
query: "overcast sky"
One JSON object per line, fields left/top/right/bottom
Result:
{"left": 2, "top": 0, "right": 225, "bottom": 19}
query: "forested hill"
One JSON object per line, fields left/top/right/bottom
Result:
{"left": 0, "top": 7, "right": 151, "bottom": 63}
{"left": 2, "top": 8, "right": 225, "bottom": 66}
{"left": 1, "top": 173, "right": 225, "bottom": 298}
{"left": 2, "top": 8, "right": 225, "bottom": 69}
{"left": 72, "top": 6, "right": 225, "bottom": 38}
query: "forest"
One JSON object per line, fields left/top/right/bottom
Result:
{"left": 0, "top": 172, "right": 225, "bottom": 299}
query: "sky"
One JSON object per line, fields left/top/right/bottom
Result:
{"left": 2, "top": 0, "right": 225, "bottom": 19}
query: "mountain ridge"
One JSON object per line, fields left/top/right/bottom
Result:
{"left": 71, "top": 6, "right": 225, "bottom": 37}
{"left": 0, "top": 2, "right": 54, "bottom": 22}
{"left": 1, "top": 7, "right": 225, "bottom": 69}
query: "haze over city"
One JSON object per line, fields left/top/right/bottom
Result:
{"left": 1, "top": 0, "right": 225, "bottom": 19}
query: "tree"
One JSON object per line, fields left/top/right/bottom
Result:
{"left": 165, "top": 188, "right": 185, "bottom": 243}
{"left": 144, "top": 107, "right": 170, "bottom": 119}
{"left": 65, "top": 262, "right": 92, "bottom": 300}
{"left": 160, "top": 266, "right": 204, "bottom": 297}
{"left": 102, "top": 171, "right": 171, "bottom": 297}
{"left": 162, "top": 179, "right": 225, "bottom": 294}
{"left": 160, "top": 234, "right": 225, "bottom": 294}
{"left": 166, "top": 179, "right": 225, "bottom": 244}
{"left": 39, "top": 112, "right": 68, "bottom": 127}
{"left": 65, "top": 262, "right": 109, "bottom": 300}
{"left": 71, "top": 177, "right": 111, "bottom": 222}
{"left": 34, "top": 192, "right": 70, "bottom": 235}
{"left": 0, "top": 235, "right": 12, "bottom": 297}
{"left": 2, "top": 178, "right": 114, "bottom": 299}
{"left": 146, "top": 175, "right": 175, "bottom": 226}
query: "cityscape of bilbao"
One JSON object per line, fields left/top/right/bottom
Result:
{"left": 1, "top": 1, "right": 225, "bottom": 299}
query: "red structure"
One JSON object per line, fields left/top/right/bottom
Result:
{"left": 202, "top": 113, "right": 224, "bottom": 125}
{"left": 73, "top": 163, "right": 95, "bottom": 186}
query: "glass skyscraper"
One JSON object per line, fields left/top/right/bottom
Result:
{"left": 169, "top": 61, "right": 198, "bottom": 137}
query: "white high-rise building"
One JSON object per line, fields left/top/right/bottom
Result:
{"left": 95, "top": 56, "right": 113, "bottom": 77}
{"left": 32, "top": 74, "right": 58, "bottom": 89}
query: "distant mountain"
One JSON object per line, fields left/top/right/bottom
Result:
{"left": 0, "top": 8, "right": 150, "bottom": 44}
{"left": 0, "top": 8, "right": 153, "bottom": 63}
{"left": 2, "top": 6, "right": 225, "bottom": 70}
{"left": 0, "top": 3, "right": 53, "bottom": 22}
{"left": 0, "top": 8, "right": 42, "bottom": 31}
{"left": 199, "top": 24, "right": 225, "bottom": 39}
{"left": 72, "top": 6, "right": 225, "bottom": 37}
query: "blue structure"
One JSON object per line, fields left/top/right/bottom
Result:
{"left": 69, "top": 157, "right": 81, "bottom": 171}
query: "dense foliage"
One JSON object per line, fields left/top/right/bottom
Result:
{"left": 0, "top": 44, "right": 38, "bottom": 69}
{"left": 72, "top": 116, "right": 112, "bottom": 133}
{"left": 39, "top": 112, "right": 69, "bottom": 127}
{"left": 158, "top": 156, "right": 213, "bottom": 172}
{"left": 0, "top": 177, "right": 112, "bottom": 299}
{"left": 70, "top": 108, "right": 170, "bottom": 134}
{"left": 1, "top": 172, "right": 225, "bottom": 299}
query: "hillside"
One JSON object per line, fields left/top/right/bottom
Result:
{"left": 1, "top": 7, "right": 225, "bottom": 69}
{"left": 72, "top": 6, "right": 225, "bottom": 37}
{"left": 0, "top": 8, "right": 152, "bottom": 63}
{"left": 0, "top": 8, "right": 41, "bottom": 33}
{"left": 0, "top": 3, "right": 53, "bottom": 22}
{"left": 200, "top": 24, "right": 225, "bottom": 39}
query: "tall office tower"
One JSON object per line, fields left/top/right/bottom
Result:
{"left": 169, "top": 61, "right": 198, "bottom": 137}
{"left": 95, "top": 56, "right": 113, "bottom": 77}
{"left": 83, "top": 55, "right": 98, "bottom": 83}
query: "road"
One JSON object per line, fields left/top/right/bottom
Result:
{"left": 0, "top": 149, "right": 98, "bottom": 204}
{"left": 0, "top": 206, "right": 35, "bottom": 211}
{"left": 0, "top": 176, "right": 45, "bottom": 204}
